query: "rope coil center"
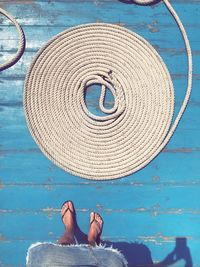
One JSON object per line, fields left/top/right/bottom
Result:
{"left": 81, "top": 73, "right": 126, "bottom": 121}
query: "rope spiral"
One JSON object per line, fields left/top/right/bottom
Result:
{"left": 24, "top": 0, "right": 192, "bottom": 180}
{"left": 0, "top": 7, "right": 25, "bottom": 71}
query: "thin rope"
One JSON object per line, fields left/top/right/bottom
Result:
{"left": 161, "top": 0, "right": 193, "bottom": 144}
{"left": 23, "top": 1, "right": 192, "bottom": 180}
{"left": 0, "top": 7, "right": 25, "bottom": 71}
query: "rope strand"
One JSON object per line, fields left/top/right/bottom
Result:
{"left": 0, "top": 7, "right": 25, "bottom": 71}
{"left": 162, "top": 0, "right": 193, "bottom": 139}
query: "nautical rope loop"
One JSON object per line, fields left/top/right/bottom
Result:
{"left": 0, "top": 7, "right": 25, "bottom": 71}
{"left": 24, "top": 0, "right": 192, "bottom": 180}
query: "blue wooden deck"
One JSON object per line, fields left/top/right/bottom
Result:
{"left": 0, "top": 0, "right": 199, "bottom": 266}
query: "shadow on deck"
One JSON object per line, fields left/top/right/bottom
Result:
{"left": 76, "top": 226, "right": 193, "bottom": 267}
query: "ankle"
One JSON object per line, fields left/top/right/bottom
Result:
{"left": 88, "top": 236, "right": 96, "bottom": 246}
{"left": 64, "top": 230, "right": 74, "bottom": 238}
{"left": 64, "top": 225, "right": 74, "bottom": 234}
{"left": 88, "top": 239, "right": 96, "bottom": 247}
{"left": 58, "top": 232, "right": 76, "bottom": 245}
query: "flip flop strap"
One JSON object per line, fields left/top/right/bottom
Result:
{"left": 61, "top": 207, "right": 73, "bottom": 221}
{"left": 90, "top": 218, "right": 102, "bottom": 230}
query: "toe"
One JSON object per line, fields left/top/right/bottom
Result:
{"left": 61, "top": 208, "right": 65, "bottom": 217}
{"left": 90, "top": 212, "right": 95, "bottom": 223}
{"left": 96, "top": 213, "right": 102, "bottom": 225}
{"left": 68, "top": 201, "right": 74, "bottom": 212}
{"left": 99, "top": 219, "right": 102, "bottom": 227}
{"left": 95, "top": 213, "right": 100, "bottom": 222}
{"left": 61, "top": 205, "right": 66, "bottom": 216}
{"left": 61, "top": 201, "right": 71, "bottom": 216}
{"left": 90, "top": 212, "right": 103, "bottom": 232}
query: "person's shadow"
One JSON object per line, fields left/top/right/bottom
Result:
{"left": 75, "top": 226, "right": 193, "bottom": 267}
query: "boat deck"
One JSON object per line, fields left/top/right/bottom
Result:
{"left": 0, "top": 1, "right": 199, "bottom": 266}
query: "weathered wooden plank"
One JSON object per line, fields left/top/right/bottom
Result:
{"left": 0, "top": 146, "right": 200, "bottom": 184}
{"left": 1, "top": 184, "right": 200, "bottom": 213}
{"left": 1, "top": 212, "right": 200, "bottom": 247}
{"left": 1, "top": 36, "right": 199, "bottom": 57}
{"left": 0, "top": 1, "right": 199, "bottom": 62}
{"left": 0, "top": 1, "right": 199, "bottom": 28}
{"left": 0, "top": 45, "right": 198, "bottom": 78}
{"left": 0, "top": 140, "right": 200, "bottom": 181}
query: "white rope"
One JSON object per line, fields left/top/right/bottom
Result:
{"left": 131, "top": 0, "right": 157, "bottom": 5}
{"left": 0, "top": 7, "right": 25, "bottom": 71}
{"left": 23, "top": 1, "right": 192, "bottom": 180}
{"left": 161, "top": 0, "right": 193, "bottom": 145}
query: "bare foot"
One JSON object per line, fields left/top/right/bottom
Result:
{"left": 88, "top": 212, "right": 103, "bottom": 246}
{"left": 58, "top": 201, "right": 76, "bottom": 245}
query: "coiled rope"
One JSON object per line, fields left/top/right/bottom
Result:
{"left": 0, "top": 7, "right": 25, "bottom": 71}
{"left": 24, "top": 0, "right": 192, "bottom": 180}
{"left": 0, "top": 8, "right": 25, "bottom": 71}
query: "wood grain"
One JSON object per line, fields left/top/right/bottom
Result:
{"left": 0, "top": 0, "right": 200, "bottom": 266}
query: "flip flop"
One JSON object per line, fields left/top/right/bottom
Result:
{"left": 90, "top": 212, "right": 104, "bottom": 244}
{"left": 61, "top": 200, "right": 76, "bottom": 223}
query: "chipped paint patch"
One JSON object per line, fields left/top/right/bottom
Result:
{"left": 164, "top": 147, "right": 200, "bottom": 153}
{"left": 44, "top": 184, "right": 54, "bottom": 191}
{"left": 147, "top": 20, "right": 159, "bottom": 33}
{"left": 93, "top": 0, "right": 101, "bottom": 6}
{"left": 96, "top": 203, "right": 103, "bottom": 209}
{"left": 42, "top": 207, "right": 59, "bottom": 218}
{"left": 0, "top": 180, "right": 4, "bottom": 189}
{"left": 0, "top": 0, "right": 34, "bottom": 4}
{"left": 0, "top": 148, "right": 40, "bottom": 155}
{"left": 0, "top": 207, "right": 200, "bottom": 218}
{"left": 115, "top": 21, "right": 126, "bottom": 27}
{"left": 48, "top": 231, "right": 54, "bottom": 236}
{"left": 130, "top": 181, "right": 144, "bottom": 187}
{"left": 0, "top": 1, "right": 34, "bottom": 12}
{"left": 136, "top": 207, "right": 147, "bottom": 212}
{"left": 163, "top": 147, "right": 193, "bottom": 153}
{"left": 0, "top": 234, "right": 6, "bottom": 242}
{"left": 48, "top": 165, "right": 56, "bottom": 172}
{"left": 151, "top": 204, "right": 160, "bottom": 217}
{"left": 138, "top": 233, "right": 193, "bottom": 245}
{"left": 96, "top": 19, "right": 103, "bottom": 23}
{"left": 152, "top": 176, "right": 160, "bottom": 182}
{"left": 0, "top": 209, "right": 10, "bottom": 214}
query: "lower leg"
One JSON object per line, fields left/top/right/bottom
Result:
{"left": 57, "top": 201, "right": 76, "bottom": 245}
{"left": 88, "top": 212, "right": 103, "bottom": 247}
{"left": 58, "top": 231, "right": 76, "bottom": 245}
